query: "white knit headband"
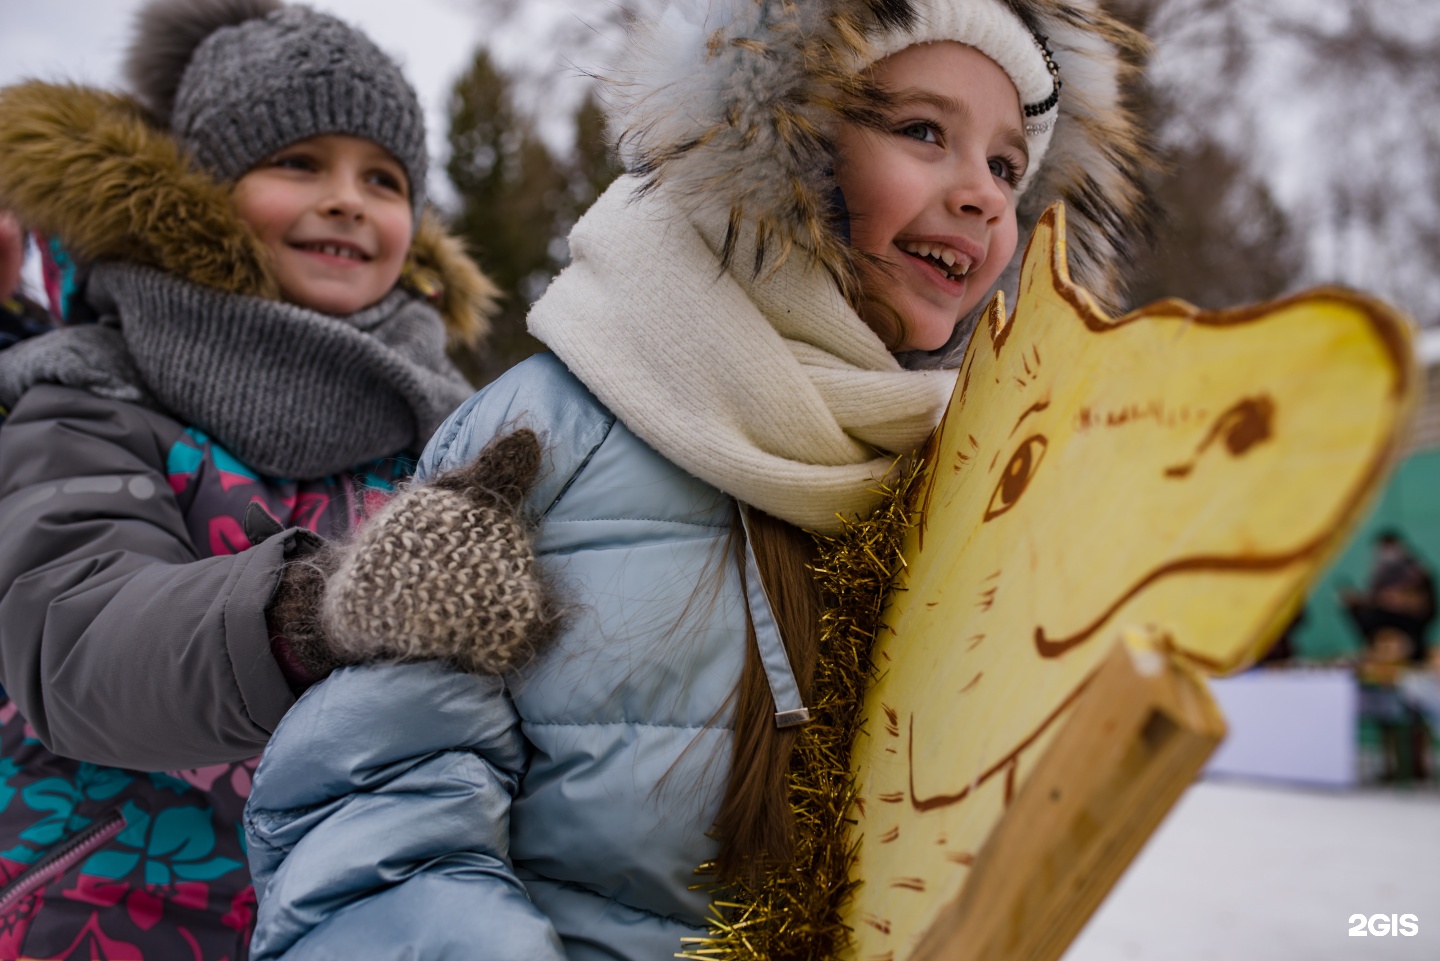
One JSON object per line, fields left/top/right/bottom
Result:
{"left": 866, "top": 0, "right": 1061, "bottom": 193}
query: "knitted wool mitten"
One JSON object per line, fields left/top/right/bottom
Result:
{"left": 269, "top": 429, "right": 554, "bottom": 680}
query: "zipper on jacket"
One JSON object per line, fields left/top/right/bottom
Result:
{"left": 0, "top": 811, "right": 126, "bottom": 916}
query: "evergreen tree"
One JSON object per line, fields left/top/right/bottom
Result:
{"left": 445, "top": 50, "right": 620, "bottom": 384}
{"left": 446, "top": 48, "right": 565, "bottom": 384}
{"left": 1109, "top": 0, "right": 1302, "bottom": 312}
{"left": 570, "top": 92, "right": 619, "bottom": 211}
{"left": 1127, "top": 138, "right": 1302, "bottom": 311}
{"left": 544, "top": 92, "right": 625, "bottom": 269}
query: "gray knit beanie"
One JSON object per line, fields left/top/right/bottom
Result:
{"left": 126, "top": 0, "right": 428, "bottom": 219}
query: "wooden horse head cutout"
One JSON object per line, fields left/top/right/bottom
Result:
{"left": 842, "top": 203, "right": 1415, "bottom": 961}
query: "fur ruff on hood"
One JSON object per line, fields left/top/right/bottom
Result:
{"left": 0, "top": 80, "right": 496, "bottom": 345}
{"left": 605, "top": 0, "right": 1154, "bottom": 361}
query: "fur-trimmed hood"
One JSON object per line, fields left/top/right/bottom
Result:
{"left": 605, "top": 0, "right": 1154, "bottom": 361}
{"left": 0, "top": 80, "right": 496, "bottom": 345}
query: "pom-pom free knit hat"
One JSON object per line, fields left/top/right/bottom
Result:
{"left": 125, "top": 0, "right": 428, "bottom": 220}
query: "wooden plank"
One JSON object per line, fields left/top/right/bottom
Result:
{"left": 909, "top": 633, "right": 1225, "bottom": 961}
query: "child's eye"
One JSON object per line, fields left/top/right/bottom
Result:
{"left": 989, "top": 155, "right": 1025, "bottom": 189}
{"left": 271, "top": 154, "right": 317, "bottom": 172}
{"left": 898, "top": 121, "right": 942, "bottom": 145}
{"left": 367, "top": 170, "right": 408, "bottom": 196}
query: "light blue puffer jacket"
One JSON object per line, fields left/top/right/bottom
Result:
{"left": 245, "top": 353, "right": 758, "bottom": 960}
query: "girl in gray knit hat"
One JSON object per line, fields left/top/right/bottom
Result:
{"left": 0, "top": 1, "right": 517, "bottom": 958}
{"left": 238, "top": 0, "right": 1157, "bottom": 959}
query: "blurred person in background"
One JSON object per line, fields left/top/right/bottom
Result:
{"left": 0, "top": 210, "right": 60, "bottom": 430}
{"left": 1344, "top": 531, "right": 1436, "bottom": 781}
{"left": 0, "top": 211, "right": 55, "bottom": 356}
{"left": 1342, "top": 529, "right": 1437, "bottom": 662}
{"left": 1356, "top": 626, "right": 1431, "bottom": 781}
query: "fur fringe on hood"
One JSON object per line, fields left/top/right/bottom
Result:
{"left": 606, "top": 0, "right": 1154, "bottom": 358}
{"left": 0, "top": 80, "right": 496, "bottom": 345}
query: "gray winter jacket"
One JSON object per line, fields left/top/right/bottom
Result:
{"left": 246, "top": 353, "right": 759, "bottom": 960}
{"left": 0, "top": 384, "right": 303, "bottom": 766}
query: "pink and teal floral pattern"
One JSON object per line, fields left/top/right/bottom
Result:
{"left": 0, "top": 428, "right": 411, "bottom": 959}
{"left": 166, "top": 428, "right": 408, "bottom": 557}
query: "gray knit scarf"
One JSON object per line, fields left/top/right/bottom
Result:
{"left": 0, "top": 263, "right": 474, "bottom": 479}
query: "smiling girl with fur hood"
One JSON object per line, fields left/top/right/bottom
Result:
{"left": 0, "top": 1, "right": 509, "bottom": 956}
{"left": 241, "top": 0, "right": 1154, "bottom": 959}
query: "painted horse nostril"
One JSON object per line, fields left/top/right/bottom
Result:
{"left": 1221, "top": 395, "right": 1275, "bottom": 456}
{"left": 1165, "top": 393, "right": 1276, "bottom": 479}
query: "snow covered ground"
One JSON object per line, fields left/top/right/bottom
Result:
{"left": 1063, "top": 778, "right": 1440, "bottom": 961}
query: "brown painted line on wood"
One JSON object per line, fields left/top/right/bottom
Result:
{"left": 908, "top": 676, "right": 1093, "bottom": 812}
{"left": 1033, "top": 541, "right": 1328, "bottom": 660}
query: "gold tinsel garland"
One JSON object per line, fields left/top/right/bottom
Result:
{"left": 680, "top": 463, "right": 922, "bottom": 961}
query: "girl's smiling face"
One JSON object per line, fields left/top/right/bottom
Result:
{"left": 835, "top": 42, "right": 1026, "bottom": 352}
{"left": 233, "top": 134, "right": 413, "bottom": 316}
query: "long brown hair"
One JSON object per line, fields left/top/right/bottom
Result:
{"left": 712, "top": 505, "right": 825, "bottom": 883}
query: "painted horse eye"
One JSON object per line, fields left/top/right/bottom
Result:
{"left": 984, "top": 435, "right": 1048, "bottom": 522}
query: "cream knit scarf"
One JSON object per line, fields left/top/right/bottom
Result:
{"left": 528, "top": 178, "right": 958, "bottom": 534}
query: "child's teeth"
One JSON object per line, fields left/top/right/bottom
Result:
{"left": 900, "top": 241, "right": 973, "bottom": 279}
{"left": 311, "top": 243, "right": 360, "bottom": 259}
